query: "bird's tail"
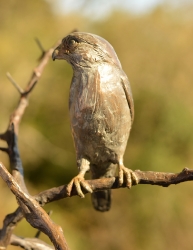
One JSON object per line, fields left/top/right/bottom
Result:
{"left": 91, "top": 189, "right": 111, "bottom": 212}
{"left": 90, "top": 163, "right": 117, "bottom": 212}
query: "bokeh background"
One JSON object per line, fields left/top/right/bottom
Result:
{"left": 1, "top": 0, "right": 193, "bottom": 249}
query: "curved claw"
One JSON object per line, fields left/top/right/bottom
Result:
{"left": 66, "top": 179, "right": 74, "bottom": 196}
{"left": 66, "top": 175, "right": 93, "bottom": 198}
{"left": 118, "top": 165, "right": 139, "bottom": 188}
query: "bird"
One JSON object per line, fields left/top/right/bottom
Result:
{"left": 52, "top": 31, "right": 138, "bottom": 212}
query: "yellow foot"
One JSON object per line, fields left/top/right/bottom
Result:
{"left": 118, "top": 165, "right": 139, "bottom": 188}
{"left": 66, "top": 174, "right": 93, "bottom": 198}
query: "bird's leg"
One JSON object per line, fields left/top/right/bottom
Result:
{"left": 66, "top": 158, "right": 93, "bottom": 198}
{"left": 118, "top": 159, "right": 139, "bottom": 188}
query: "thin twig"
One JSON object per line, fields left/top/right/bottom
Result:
{"left": 35, "top": 38, "right": 45, "bottom": 54}
{"left": 6, "top": 72, "right": 24, "bottom": 94}
{"left": 0, "top": 147, "right": 8, "bottom": 153}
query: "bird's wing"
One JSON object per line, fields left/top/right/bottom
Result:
{"left": 120, "top": 73, "right": 134, "bottom": 125}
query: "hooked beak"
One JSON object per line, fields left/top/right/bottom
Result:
{"left": 52, "top": 46, "right": 70, "bottom": 61}
{"left": 52, "top": 48, "right": 59, "bottom": 61}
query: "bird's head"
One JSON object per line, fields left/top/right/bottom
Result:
{"left": 52, "top": 32, "right": 122, "bottom": 69}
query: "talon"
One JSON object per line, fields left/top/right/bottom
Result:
{"left": 118, "top": 168, "right": 124, "bottom": 186}
{"left": 81, "top": 182, "right": 93, "bottom": 194}
{"left": 66, "top": 180, "right": 74, "bottom": 196}
{"left": 74, "top": 178, "right": 85, "bottom": 198}
{"left": 125, "top": 170, "right": 132, "bottom": 188}
{"left": 66, "top": 174, "right": 93, "bottom": 198}
{"left": 131, "top": 171, "right": 139, "bottom": 185}
{"left": 118, "top": 165, "right": 138, "bottom": 188}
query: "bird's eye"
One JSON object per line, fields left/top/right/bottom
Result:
{"left": 69, "top": 39, "right": 77, "bottom": 46}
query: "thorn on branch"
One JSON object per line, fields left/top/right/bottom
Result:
{"left": 6, "top": 72, "right": 24, "bottom": 95}
{"left": 0, "top": 147, "right": 9, "bottom": 153}
{"left": 35, "top": 38, "right": 46, "bottom": 61}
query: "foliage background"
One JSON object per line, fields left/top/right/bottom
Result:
{"left": 1, "top": 1, "right": 193, "bottom": 249}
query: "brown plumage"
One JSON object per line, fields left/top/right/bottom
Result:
{"left": 52, "top": 32, "right": 138, "bottom": 212}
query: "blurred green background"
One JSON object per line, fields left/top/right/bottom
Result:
{"left": 1, "top": 1, "right": 193, "bottom": 249}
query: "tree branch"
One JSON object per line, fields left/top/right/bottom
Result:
{"left": 35, "top": 167, "right": 193, "bottom": 204}
{"left": 0, "top": 158, "right": 192, "bottom": 249}
{"left": 0, "top": 39, "right": 61, "bottom": 140}
{"left": 10, "top": 234, "right": 54, "bottom": 250}
{"left": 1, "top": 163, "right": 193, "bottom": 239}
{"left": 0, "top": 207, "right": 23, "bottom": 249}
{"left": 0, "top": 38, "right": 61, "bottom": 249}
{"left": 0, "top": 163, "right": 69, "bottom": 250}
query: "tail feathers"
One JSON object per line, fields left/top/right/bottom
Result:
{"left": 91, "top": 190, "right": 111, "bottom": 212}
{"left": 90, "top": 163, "right": 116, "bottom": 212}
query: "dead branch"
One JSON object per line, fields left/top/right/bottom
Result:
{"left": 0, "top": 37, "right": 61, "bottom": 185}
{"left": 0, "top": 160, "right": 192, "bottom": 249}
{"left": 0, "top": 38, "right": 61, "bottom": 249}
{"left": 0, "top": 38, "right": 61, "bottom": 141}
{"left": 0, "top": 163, "right": 69, "bottom": 250}
{"left": 1, "top": 162, "right": 192, "bottom": 238}
{"left": 35, "top": 167, "right": 193, "bottom": 204}
{"left": 10, "top": 234, "right": 54, "bottom": 250}
{"left": 0, "top": 207, "right": 23, "bottom": 249}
